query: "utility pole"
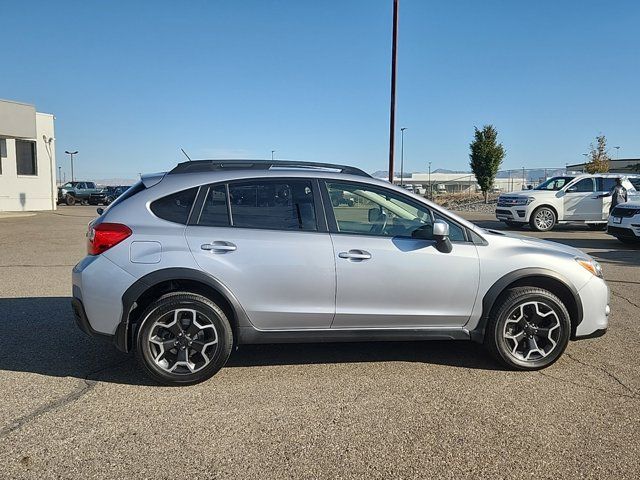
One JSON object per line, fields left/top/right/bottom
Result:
{"left": 271, "top": 150, "right": 275, "bottom": 161}
{"left": 65, "top": 150, "right": 78, "bottom": 182}
{"left": 58, "top": 166, "right": 62, "bottom": 185}
{"left": 400, "top": 127, "right": 407, "bottom": 186}
{"left": 522, "top": 166, "right": 526, "bottom": 189}
{"left": 428, "top": 161, "right": 432, "bottom": 199}
{"left": 387, "top": 0, "right": 399, "bottom": 183}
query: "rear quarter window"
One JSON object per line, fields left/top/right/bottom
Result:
{"left": 150, "top": 187, "right": 198, "bottom": 224}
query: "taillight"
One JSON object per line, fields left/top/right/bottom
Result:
{"left": 87, "top": 223, "right": 132, "bottom": 255}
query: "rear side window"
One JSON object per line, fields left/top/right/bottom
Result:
{"left": 569, "top": 178, "right": 594, "bottom": 192}
{"left": 228, "top": 180, "right": 317, "bottom": 231}
{"left": 150, "top": 187, "right": 198, "bottom": 224}
{"left": 597, "top": 178, "right": 617, "bottom": 192}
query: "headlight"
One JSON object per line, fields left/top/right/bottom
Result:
{"left": 575, "top": 257, "right": 603, "bottom": 278}
{"left": 527, "top": 197, "right": 535, "bottom": 205}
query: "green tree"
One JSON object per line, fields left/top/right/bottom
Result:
{"left": 584, "top": 135, "right": 610, "bottom": 174}
{"left": 469, "top": 125, "right": 506, "bottom": 203}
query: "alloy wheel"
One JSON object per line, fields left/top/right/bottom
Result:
{"left": 534, "top": 209, "right": 554, "bottom": 230}
{"left": 147, "top": 309, "right": 218, "bottom": 374}
{"left": 502, "top": 301, "right": 561, "bottom": 361}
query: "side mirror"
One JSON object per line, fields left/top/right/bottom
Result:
{"left": 433, "top": 220, "right": 453, "bottom": 253}
{"left": 566, "top": 186, "right": 577, "bottom": 193}
{"left": 97, "top": 207, "right": 104, "bottom": 215}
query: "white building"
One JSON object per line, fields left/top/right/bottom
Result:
{"left": 0, "top": 99, "right": 57, "bottom": 212}
{"left": 394, "top": 172, "right": 526, "bottom": 194}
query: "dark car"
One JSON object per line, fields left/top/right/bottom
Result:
{"left": 57, "top": 181, "right": 102, "bottom": 206}
{"left": 89, "top": 185, "right": 131, "bottom": 205}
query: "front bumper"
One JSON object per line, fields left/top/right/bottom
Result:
{"left": 495, "top": 206, "right": 528, "bottom": 223}
{"left": 573, "top": 276, "right": 610, "bottom": 339}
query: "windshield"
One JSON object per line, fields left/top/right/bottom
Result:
{"left": 534, "top": 176, "right": 574, "bottom": 191}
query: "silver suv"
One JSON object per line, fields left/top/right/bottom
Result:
{"left": 72, "top": 160, "right": 610, "bottom": 385}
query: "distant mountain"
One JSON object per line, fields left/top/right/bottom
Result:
{"left": 93, "top": 178, "right": 137, "bottom": 186}
{"left": 371, "top": 170, "right": 412, "bottom": 179}
{"left": 432, "top": 168, "right": 469, "bottom": 174}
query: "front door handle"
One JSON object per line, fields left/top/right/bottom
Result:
{"left": 338, "top": 249, "right": 372, "bottom": 261}
{"left": 201, "top": 241, "right": 237, "bottom": 253}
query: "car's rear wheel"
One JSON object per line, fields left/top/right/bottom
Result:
{"left": 105, "top": 196, "right": 115, "bottom": 205}
{"left": 136, "top": 292, "right": 233, "bottom": 386}
{"left": 529, "top": 206, "right": 556, "bottom": 231}
{"left": 484, "top": 287, "right": 571, "bottom": 370}
{"left": 65, "top": 195, "right": 76, "bottom": 206}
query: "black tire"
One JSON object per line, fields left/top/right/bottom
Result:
{"left": 65, "top": 195, "right": 76, "bottom": 206}
{"left": 135, "top": 292, "right": 233, "bottom": 386}
{"left": 504, "top": 221, "right": 524, "bottom": 229}
{"left": 484, "top": 287, "right": 571, "bottom": 370}
{"left": 105, "top": 196, "right": 114, "bottom": 205}
{"left": 529, "top": 206, "right": 556, "bottom": 232}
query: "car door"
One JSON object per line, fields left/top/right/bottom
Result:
{"left": 322, "top": 180, "right": 480, "bottom": 328}
{"left": 185, "top": 178, "right": 336, "bottom": 330}
{"left": 563, "top": 178, "right": 600, "bottom": 220}
{"left": 596, "top": 177, "right": 617, "bottom": 219}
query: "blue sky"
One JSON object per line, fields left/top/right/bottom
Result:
{"left": 2, "top": 0, "right": 639, "bottom": 179}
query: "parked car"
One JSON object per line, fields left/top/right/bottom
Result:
{"left": 89, "top": 185, "right": 131, "bottom": 206}
{"left": 57, "top": 181, "right": 102, "bottom": 206}
{"left": 72, "top": 160, "right": 609, "bottom": 385}
{"left": 607, "top": 201, "right": 640, "bottom": 244}
{"left": 496, "top": 174, "right": 639, "bottom": 231}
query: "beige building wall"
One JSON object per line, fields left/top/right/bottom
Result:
{"left": 0, "top": 111, "right": 57, "bottom": 212}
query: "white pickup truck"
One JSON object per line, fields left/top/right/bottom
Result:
{"left": 496, "top": 174, "right": 639, "bottom": 231}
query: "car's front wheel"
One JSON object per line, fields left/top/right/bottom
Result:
{"left": 65, "top": 195, "right": 76, "bottom": 206}
{"left": 529, "top": 206, "right": 556, "bottom": 231}
{"left": 136, "top": 292, "right": 233, "bottom": 385}
{"left": 484, "top": 287, "right": 571, "bottom": 370}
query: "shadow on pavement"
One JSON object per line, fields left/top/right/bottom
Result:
{"left": 0, "top": 297, "right": 502, "bottom": 385}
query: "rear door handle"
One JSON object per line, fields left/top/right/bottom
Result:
{"left": 201, "top": 241, "right": 237, "bottom": 253}
{"left": 338, "top": 249, "right": 372, "bottom": 261}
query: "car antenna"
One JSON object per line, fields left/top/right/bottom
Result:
{"left": 180, "top": 148, "right": 192, "bottom": 162}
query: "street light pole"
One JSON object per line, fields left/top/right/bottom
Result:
{"left": 271, "top": 150, "right": 275, "bottom": 161}
{"left": 614, "top": 146, "right": 620, "bottom": 160}
{"left": 65, "top": 150, "right": 78, "bottom": 182}
{"left": 58, "top": 166, "right": 62, "bottom": 185}
{"left": 387, "top": 0, "right": 399, "bottom": 183}
{"left": 400, "top": 127, "right": 407, "bottom": 187}
{"left": 428, "top": 161, "right": 432, "bottom": 199}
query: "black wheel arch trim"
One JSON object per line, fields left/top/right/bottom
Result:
{"left": 117, "top": 267, "right": 251, "bottom": 352}
{"left": 470, "top": 267, "right": 584, "bottom": 343}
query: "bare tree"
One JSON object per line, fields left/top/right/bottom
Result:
{"left": 584, "top": 135, "right": 610, "bottom": 174}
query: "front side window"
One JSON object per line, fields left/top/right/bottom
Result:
{"left": 535, "top": 176, "right": 574, "bottom": 191}
{"left": 227, "top": 180, "right": 317, "bottom": 231}
{"left": 326, "top": 182, "right": 466, "bottom": 241}
{"left": 16, "top": 140, "right": 37, "bottom": 175}
{"left": 568, "top": 178, "right": 594, "bottom": 192}
{"left": 150, "top": 187, "right": 198, "bottom": 224}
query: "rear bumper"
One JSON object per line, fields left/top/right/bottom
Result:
{"left": 71, "top": 296, "right": 128, "bottom": 351}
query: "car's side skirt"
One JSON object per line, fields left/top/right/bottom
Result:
{"left": 238, "top": 326, "right": 470, "bottom": 344}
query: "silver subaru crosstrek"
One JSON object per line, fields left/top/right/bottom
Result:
{"left": 72, "top": 160, "right": 610, "bottom": 385}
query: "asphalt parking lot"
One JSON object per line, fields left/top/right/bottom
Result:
{"left": 1, "top": 206, "right": 639, "bottom": 479}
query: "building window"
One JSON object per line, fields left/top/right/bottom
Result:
{"left": 0, "top": 138, "right": 6, "bottom": 174}
{"left": 16, "top": 140, "right": 37, "bottom": 175}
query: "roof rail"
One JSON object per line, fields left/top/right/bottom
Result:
{"left": 168, "top": 159, "right": 371, "bottom": 177}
